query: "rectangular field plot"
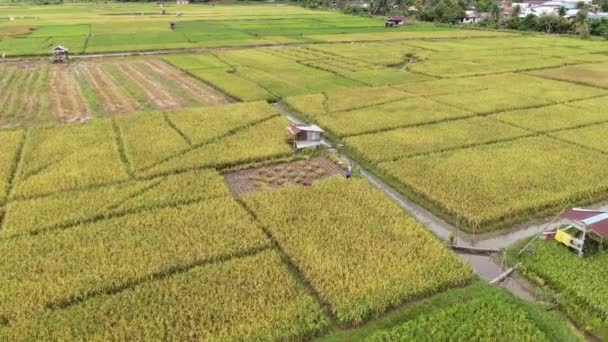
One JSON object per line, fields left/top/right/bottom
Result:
{"left": 2, "top": 169, "right": 230, "bottom": 238}
{"left": 141, "top": 116, "right": 292, "bottom": 178}
{"left": 308, "top": 42, "right": 434, "bottom": 67}
{"left": 244, "top": 178, "right": 473, "bottom": 325}
{"left": 0, "top": 197, "right": 270, "bottom": 319}
{"left": 528, "top": 62, "right": 608, "bottom": 89}
{"left": 13, "top": 121, "right": 129, "bottom": 199}
{"left": 0, "top": 130, "right": 24, "bottom": 205}
{"left": 316, "top": 97, "right": 472, "bottom": 137}
{"left": 306, "top": 29, "right": 516, "bottom": 43}
{"left": 379, "top": 137, "right": 608, "bottom": 231}
{"left": 0, "top": 251, "right": 329, "bottom": 341}
{"left": 430, "top": 75, "right": 605, "bottom": 115}
{"left": 493, "top": 101, "right": 608, "bottom": 133}
{"left": 551, "top": 122, "right": 608, "bottom": 153}
{"left": 0, "top": 63, "right": 49, "bottom": 126}
{"left": 519, "top": 241, "right": 608, "bottom": 338}
{"left": 284, "top": 85, "right": 410, "bottom": 118}
{"left": 362, "top": 282, "right": 579, "bottom": 342}
{"left": 345, "top": 117, "right": 531, "bottom": 163}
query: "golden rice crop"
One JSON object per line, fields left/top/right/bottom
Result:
{"left": 345, "top": 117, "right": 530, "bottom": 163}
{"left": 0, "top": 250, "right": 330, "bottom": 341}
{"left": 244, "top": 178, "right": 473, "bottom": 325}
{"left": 13, "top": 121, "right": 129, "bottom": 199}
{"left": 2, "top": 169, "right": 230, "bottom": 237}
{"left": 551, "top": 122, "right": 608, "bottom": 153}
{"left": 0, "top": 197, "right": 270, "bottom": 319}
{"left": 141, "top": 116, "right": 292, "bottom": 177}
{"left": 0, "top": 130, "right": 23, "bottom": 205}
{"left": 492, "top": 103, "right": 608, "bottom": 133}
{"left": 379, "top": 137, "right": 608, "bottom": 231}
{"left": 317, "top": 97, "right": 471, "bottom": 137}
{"left": 166, "top": 101, "right": 278, "bottom": 145}
{"left": 116, "top": 111, "right": 190, "bottom": 172}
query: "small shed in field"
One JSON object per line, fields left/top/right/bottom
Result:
{"left": 554, "top": 208, "right": 608, "bottom": 256}
{"left": 50, "top": 45, "right": 69, "bottom": 63}
{"left": 286, "top": 123, "right": 324, "bottom": 151}
{"left": 386, "top": 16, "right": 405, "bottom": 27}
{"left": 176, "top": 0, "right": 189, "bottom": 4}
{"left": 461, "top": 11, "right": 482, "bottom": 24}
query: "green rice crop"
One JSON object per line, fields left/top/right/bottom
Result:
{"left": 244, "top": 178, "right": 473, "bottom": 325}
{"left": 528, "top": 62, "right": 608, "bottom": 89}
{"left": 520, "top": 241, "right": 608, "bottom": 338}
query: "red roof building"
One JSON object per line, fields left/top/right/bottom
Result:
{"left": 555, "top": 208, "right": 608, "bottom": 256}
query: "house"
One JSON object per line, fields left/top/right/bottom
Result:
{"left": 50, "top": 45, "right": 69, "bottom": 63}
{"left": 553, "top": 208, "right": 608, "bottom": 256}
{"left": 461, "top": 11, "right": 482, "bottom": 23}
{"left": 385, "top": 16, "right": 405, "bottom": 27}
{"left": 350, "top": 1, "right": 370, "bottom": 8}
{"left": 286, "top": 123, "right": 324, "bottom": 151}
{"left": 176, "top": 0, "right": 189, "bottom": 4}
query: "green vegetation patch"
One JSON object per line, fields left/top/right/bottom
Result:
{"left": 528, "top": 62, "right": 608, "bottom": 89}
{"left": 519, "top": 241, "right": 608, "bottom": 339}
{"left": 551, "top": 122, "right": 608, "bottom": 153}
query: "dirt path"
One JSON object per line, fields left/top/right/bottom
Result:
{"left": 145, "top": 59, "right": 233, "bottom": 105}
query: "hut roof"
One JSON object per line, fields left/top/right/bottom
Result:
{"left": 51, "top": 45, "right": 69, "bottom": 52}
{"left": 561, "top": 208, "right": 608, "bottom": 239}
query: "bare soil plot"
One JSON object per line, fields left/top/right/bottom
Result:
{"left": 48, "top": 64, "right": 90, "bottom": 122}
{"left": 225, "top": 156, "right": 344, "bottom": 196}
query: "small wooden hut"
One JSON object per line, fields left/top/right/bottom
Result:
{"left": 286, "top": 123, "right": 324, "bottom": 152}
{"left": 50, "top": 45, "right": 69, "bottom": 63}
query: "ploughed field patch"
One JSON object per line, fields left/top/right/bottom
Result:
{"left": 224, "top": 156, "right": 345, "bottom": 196}
{"left": 0, "top": 58, "right": 232, "bottom": 126}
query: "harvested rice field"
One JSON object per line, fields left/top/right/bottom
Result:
{"left": 0, "top": 58, "right": 232, "bottom": 126}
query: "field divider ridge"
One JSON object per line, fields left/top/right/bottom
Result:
{"left": 111, "top": 119, "right": 135, "bottom": 179}
{"left": 235, "top": 198, "right": 338, "bottom": 325}
{"left": 44, "top": 244, "right": 273, "bottom": 313}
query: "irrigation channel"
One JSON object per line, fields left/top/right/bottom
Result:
{"left": 273, "top": 102, "right": 607, "bottom": 306}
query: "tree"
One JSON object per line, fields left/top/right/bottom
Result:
{"left": 417, "top": 0, "right": 466, "bottom": 23}
{"left": 558, "top": 6, "right": 566, "bottom": 16}
{"left": 602, "top": 0, "right": 608, "bottom": 12}
{"left": 572, "top": 11, "right": 591, "bottom": 38}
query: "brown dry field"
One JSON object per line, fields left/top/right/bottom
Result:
{"left": 0, "top": 57, "right": 233, "bottom": 126}
{"left": 225, "top": 156, "right": 345, "bottom": 196}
